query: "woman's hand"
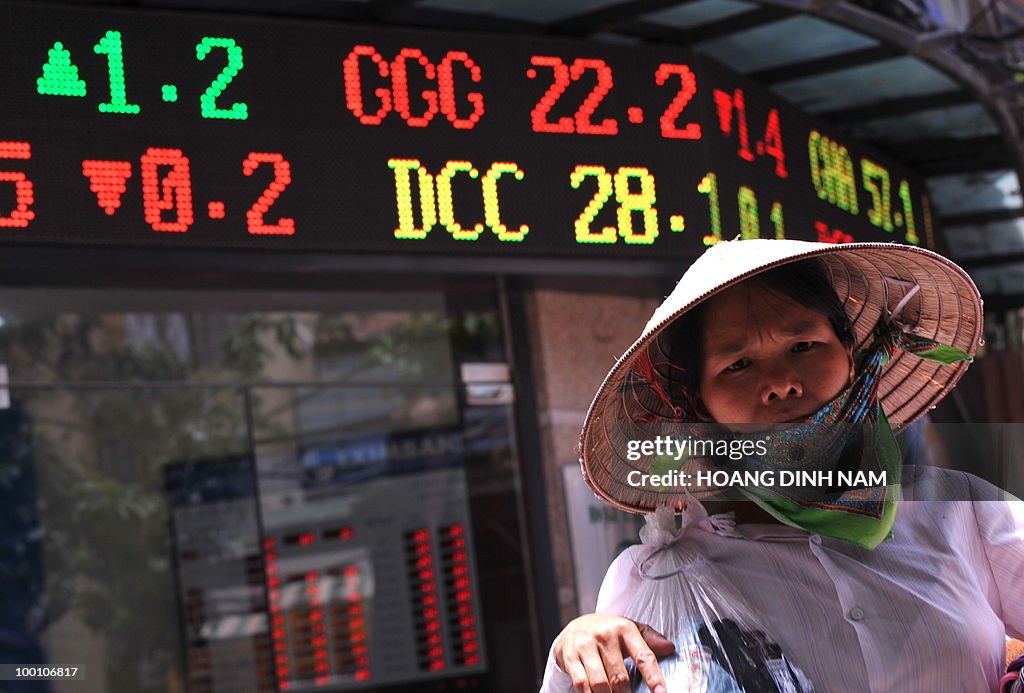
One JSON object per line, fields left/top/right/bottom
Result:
{"left": 552, "top": 613, "right": 675, "bottom": 693}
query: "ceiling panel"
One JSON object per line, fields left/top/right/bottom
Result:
{"left": 844, "top": 103, "right": 999, "bottom": 144}
{"left": 942, "top": 219, "right": 1024, "bottom": 259}
{"left": 642, "top": 0, "right": 755, "bottom": 29}
{"left": 771, "top": 55, "right": 960, "bottom": 114}
{"left": 417, "top": 0, "right": 625, "bottom": 23}
{"left": 970, "top": 263, "right": 1024, "bottom": 296}
{"left": 928, "top": 170, "right": 1022, "bottom": 215}
{"left": 590, "top": 31, "right": 643, "bottom": 45}
{"left": 695, "top": 15, "right": 877, "bottom": 74}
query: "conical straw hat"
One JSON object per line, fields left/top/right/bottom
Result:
{"left": 580, "top": 239, "right": 984, "bottom": 514}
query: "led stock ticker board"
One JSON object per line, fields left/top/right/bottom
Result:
{"left": 0, "top": 3, "right": 935, "bottom": 261}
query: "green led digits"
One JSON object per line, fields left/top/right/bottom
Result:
{"left": 38, "top": 32, "right": 243, "bottom": 120}
{"left": 699, "top": 174, "right": 783, "bottom": 244}
{"left": 770, "top": 201, "right": 785, "bottom": 239}
{"left": 897, "top": 180, "right": 920, "bottom": 245}
{"left": 811, "top": 132, "right": 920, "bottom": 243}
{"left": 808, "top": 131, "right": 857, "bottom": 215}
{"left": 37, "top": 42, "right": 87, "bottom": 97}
{"left": 922, "top": 196, "right": 935, "bottom": 248}
{"left": 737, "top": 186, "right": 759, "bottom": 239}
{"left": 93, "top": 31, "right": 140, "bottom": 114}
{"left": 697, "top": 172, "right": 721, "bottom": 246}
{"left": 389, "top": 159, "right": 525, "bottom": 241}
{"left": 196, "top": 37, "right": 248, "bottom": 120}
{"left": 861, "top": 159, "right": 893, "bottom": 232}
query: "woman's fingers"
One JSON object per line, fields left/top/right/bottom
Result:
{"left": 567, "top": 633, "right": 630, "bottom": 693}
{"left": 597, "top": 635, "right": 635, "bottom": 693}
{"left": 621, "top": 626, "right": 668, "bottom": 693}
{"left": 634, "top": 621, "right": 676, "bottom": 658}
{"left": 562, "top": 650, "right": 594, "bottom": 693}
{"left": 554, "top": 614, "right": 672, "bottom": 693}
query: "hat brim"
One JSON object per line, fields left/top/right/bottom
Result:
{"left": 579, "top": 240, "right": 983, "bottom": 514}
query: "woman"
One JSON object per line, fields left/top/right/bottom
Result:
{"left": 540, "top": 239, "right": 1024, "bottom": 692}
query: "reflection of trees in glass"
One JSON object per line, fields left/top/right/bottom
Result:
{"left": 33, "top": 433, "right": 183, "bottom": 691}
{"left": 0, "top": 312, "right": 309, "bottom": 384}
{"left": 28, "top": 388, "right": 250, "bottom": 691}
{"left": 364, "top": 314, "right": 451, "bottom": 378}
{"left": 314, "top": 311, "right": 502, "bottom": 379}
{"left": 0, "top": 308, "right": 502, "bottom": 386}
{"left": 0, "top": 306, "right": 503, "bottom": 690}
{"left": 447, "top": 311, "right": 504, "bottom": 363}
{"left": 223, "top": 315, "right": 306, "bottom": 376}
{"left": 0, "top": 314, "right": 280, "bottom": 691}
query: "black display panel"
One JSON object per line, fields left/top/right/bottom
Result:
{"left": 0, "top": 1, "right": 935, "bottom": 261}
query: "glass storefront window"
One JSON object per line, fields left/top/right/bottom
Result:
{"left": 0, "top": 283, "right": 536, "bottom": 692}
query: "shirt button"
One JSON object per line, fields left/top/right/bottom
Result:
{"left": 849, "top": 607, "right": 866, "bottom": 621}
{"left": 810, "top": 535, "right": 822, "bottom": 545}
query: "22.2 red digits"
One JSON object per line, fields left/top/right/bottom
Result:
{"left": 528, "top": 57, "right": 701, "bottom": 139}
{"left": 0, "top": 141, "right": 294, "bottom": 235}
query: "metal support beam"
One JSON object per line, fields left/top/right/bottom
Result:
{"left": 762, "top": 0, "right": 1024, "bottom": 205}
{"left": 374, "top": 5, "right": 544, "bottom": 33}
{"left": 365, "top": 0, "right": 423, "bottom": 20}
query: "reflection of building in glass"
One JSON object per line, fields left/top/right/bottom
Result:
{"left": 0, "top": 287, "right": 520, "bottom": 691}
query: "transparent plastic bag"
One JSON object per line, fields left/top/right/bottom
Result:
{"left": 624, "top": 503, "right": 816, "bottom": 693}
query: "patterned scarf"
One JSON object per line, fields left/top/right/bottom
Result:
{"left": 731, "top": 317, "right": 973, "bottom": 548}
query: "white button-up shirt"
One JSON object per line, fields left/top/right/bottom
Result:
{"left": 540, "top": 466, "right": 1024, "bottom": 692}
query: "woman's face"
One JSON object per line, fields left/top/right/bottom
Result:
{"left": 696, "top": 281, "right": 853, "bottom": 429}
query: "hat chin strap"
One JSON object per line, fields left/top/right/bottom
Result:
{"left": 883, "top": 278, "right": 921, "bottom": 327}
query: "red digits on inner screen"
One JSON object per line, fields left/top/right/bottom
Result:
{"left": 529, "top": 56, "right": 618, "bottom": 135}
{"left": 571, "top": 59, "right": 618, "bottom": 135}
{"left": 763, "top": 108, "right": 788, "bottom": 178}
{"left": 343, "top": 45, "right": 392, "bottom": 125}
{"left": 243, "top": 152, "right": 295, "bottom": 236}
{"left": 140, "top": 148, "right": 194, "bottom": 233}
{"left": 391, "top": 48, "right": 438, "bottom": 127}
{"left": 0, "top": 141, "right": 35, "bottom": 228}
{"left": 438, "top": 51, "right": 484, "bottom": 129}
{"left": 713, "top": 88, "right": 754, "bottom": 161}
{"left": 655, "top": 63, "right": 701, "bottom": 140}
{"left": 815, "top": 221, "right": 853, "bottom": 244}
{"left": 529, "top": 56, "right": 574, "bottom": 133}
{"left": 715, "top": 88, "right": 788, "bottom": 178}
